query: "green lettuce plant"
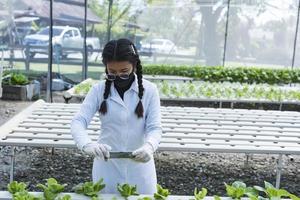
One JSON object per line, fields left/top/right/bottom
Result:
{"left": 154, "top": 184, "right": 170, "bottom": 200}
{"left": 37, "top": 178, "right": 66, "bottom": 200}
{"left": 73, "top": 179, "right": 105, "bottom": 200}
{"left": 117, "top": 183, "right": 139, "bottom": 199}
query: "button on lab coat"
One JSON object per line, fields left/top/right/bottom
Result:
{"left": 71, "top": 74, "right": 162, "bottom": 194}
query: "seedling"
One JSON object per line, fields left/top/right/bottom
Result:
{"left": 138, "top": 197, "right": 153, "bottom": 200}
{"left": 73, "top": 178, "right": 105, "bottom": 199}
{"left": 193, "top": 188, "right": 207, "bottom": 200}
{"left": 117, "top": 183, "right": 139, "bottom": 199}
{"left": 225, "top": 181, "right": 257, "bottom": 200}
{"left": 57, "top": 194, "right": 72, "bottom": 200}
{"left": 214, "top": 195, "right": 221, "bottom": 200}
{"left": 7, "top": 181, "right": 42, "bottom": 200}
{"left": 154, "top": 184, "right": 170, "bottom": 200}
{"left": 8, "top": 181, "right": 27, "bottom": 194}
{"left": 253, "top": 181, "right": 299, "bottom": 200}
{"left": 13, "top": 191, "right": 42, "bottom": 200}
{"left": 37, "top": 178, "right": 67, "bottom": 200}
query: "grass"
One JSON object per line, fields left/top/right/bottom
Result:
{"left": 6, "top": 61, "right": 105, "bottom": 83}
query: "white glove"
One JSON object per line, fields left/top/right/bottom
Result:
{"left": 82, "top": 142, "right": 112, "bottom": 160}
{"left": 132, "top": 142, "right": 154, "bottom": 163}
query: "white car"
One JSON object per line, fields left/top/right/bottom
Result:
{"left": 140, "top": 39, "right": 177, "bottom": 55}
{"left": 23, "top": 26, "right": 100, "bottom": 58}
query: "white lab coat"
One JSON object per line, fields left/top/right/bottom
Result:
{"left": 71, "top": 73, "right": 162, "bottom": 194}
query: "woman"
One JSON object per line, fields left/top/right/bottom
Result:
{"left": 71, "top": 38, "right": 162, "bottom": 194}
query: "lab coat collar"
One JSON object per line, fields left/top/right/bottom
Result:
{"left": 129, "top": 73, "right": 139, "bottom": 94}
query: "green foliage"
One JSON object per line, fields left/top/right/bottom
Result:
{"left": 156, "top": 81, "right": 300, "bottom": 102}
{"left": 12, "top": 191, "right": 42, "bottom": 200}
{"left": 193, "top": 188, "right": 207, "bottom": 200}
{"left": 213, "top": 195, "right": 221, "bottom": 200}
{"left": 56, "top": 194, "right": 72, "bottom": 200}
{"left": 75, "top": 78, "right": 300, "bottom": 102}
{"left": 138, "top": 197, "right": 153, "bottom": 200}
{"left": 74, "top": 80, "right": 97, "bottom": 95}
{"left": 88, "top": 0, "right": 134, "bottom": 43}
{"left": 2, "top": 72, "right": 29, "bottom": 85}
{"left": 37, "top": 178, "right": 66, "bottom": 200}
{"left": 154, "top": 184, "right": 170, "bottom": 200}
{"left": 225, "top": 181, "right": 257, "bottom": 200}
{"left": 73, "top": 179, "right": 105, "bottom": 198}
{"left": 4, "top": 178, "right": 300, "bottom": 200}
{"left": 253, "top": 181, "right": 300, "bottom": 200}
{"left": 8, "top": 181, "right": 28, "bottom": 194}
{"left": 143, "top": 65, "right": 300, "bottom": 85}
{"left": 7, "top": 181, "right": 42, "bottom": 200}
{"left": 117, "top": 183, "right": 139, "bottom": 199}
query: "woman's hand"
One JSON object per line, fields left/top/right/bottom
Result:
{"left": 82, "top": 142, "right": 112, "bottom": 160}
{"left": 132, "top": 142, "right": 154, "bottom": 163}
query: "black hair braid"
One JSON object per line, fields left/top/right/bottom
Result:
{"left": 135, "top": 57, "right": 144, "bottom": 118}
{"left": 99, "top": 79, "right": 112, "bottom": 114}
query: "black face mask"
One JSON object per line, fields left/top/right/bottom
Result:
{"left": 114, "top": 72, "right": 135, "bottom": 89}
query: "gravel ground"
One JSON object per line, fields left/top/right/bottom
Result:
{"left": 0, "top": 94, "right": 299, "bottom": 196}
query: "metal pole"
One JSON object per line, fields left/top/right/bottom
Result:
{"left": 82, "top": 0, "right": 88, "bottom": 81}
{"left": 8, "top": 0, "right": 15, "bottom": 68}
{"left": 291, "top": 0, "right": 300, "bottom": 69}
{"left": 279, "top": 102, "right": 283, "bottom": 111}
{"left": 107, "top": 0, "right": 113, "bottom": 42}
{"left": 222, "top": 0, "right": 231, "bottom": 67}
{"left": 244, "top": 153, "right": 250, "bottom": 168}
{"left": 275, "top": 154, "right": 283, "bottom": 188}
{"left": 25, "top": 44, "right": 30, "bottom": 71}
{"left": 47, "top": 0, "right": 53, "bottom": 102}
{"left": 9, "top": 147, "right": 16, "bottom": 183}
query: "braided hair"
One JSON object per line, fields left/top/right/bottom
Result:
{"left": 99, "top": 38, "right": 144, "bottom": 118}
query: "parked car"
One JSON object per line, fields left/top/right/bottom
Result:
{"left": 23, "top": 26, "right": 100, "bottom": 58}
{"left": 140, "top": 39, "right": 177, "bottom": 55}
